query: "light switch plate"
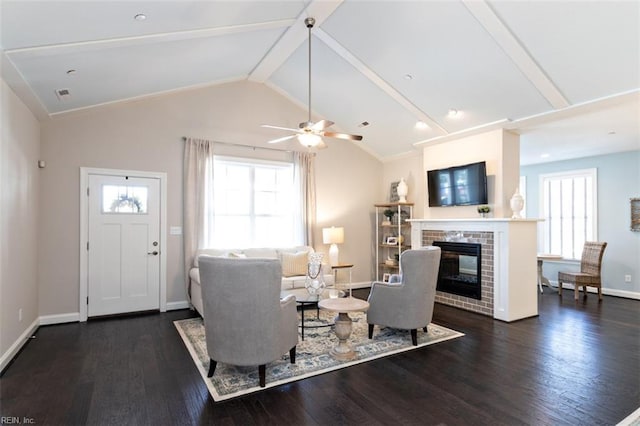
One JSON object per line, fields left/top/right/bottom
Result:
{"left": 170, "top": 226, "right": 182, "bottom": 235}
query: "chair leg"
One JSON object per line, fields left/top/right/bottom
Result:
{"left": 598, "top": 287, "right": 603, "bottom": 301}
{"left": 558, "top": 280, "right": 563, "bottom": 297}
{"left": 411, "top": 329, "right": 418, "bottom": 346}
{"left": 289, "top": 346, "right": 296, "bottom": 364}
{"left": 207, "top": 359, "right": 217, "bottom": 378}
{"left": 368, "top": 324, "right": 374, "bottom": 339}
{"left": 574, "top": 284, "right": 579, "bottom": 300}
{"left": 259, "top": 364, "right": 266, "bottom": 388}
{"left": 423, "top": 326, "right": 428, "bottom": 333}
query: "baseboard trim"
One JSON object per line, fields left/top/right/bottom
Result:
{"left": 548, "top": 281, "right": 640, "bottom": 300}
{"left": 167, "top": 301, "right": 191, "bottom": 311}
{"left": 39, "top": 312, "right": 80, "bottom": 325}
{"left": 0, "top": 318, "right": 39, "bottom": 373}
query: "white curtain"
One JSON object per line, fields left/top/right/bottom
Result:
{"left": 183, "top": 137, "right": 214, "bottom": 302}
{"left": 293, "top": 152, "right": 316, "bottom": 247}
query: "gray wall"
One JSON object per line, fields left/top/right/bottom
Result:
{"left": 521, "top": 150, "right": 640, "bottom": 297}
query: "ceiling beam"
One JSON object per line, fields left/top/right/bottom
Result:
{"left": 314, "top": 28, "right": 448, "bottom": 135}
{"left": 5, "top": 20, "right": 294, "bottom": 57}
{"left": 248, "top": 0, "right": 344, "bottom": 83}
{"left": 463, "top": 0, "right": 570, "bottom": 110}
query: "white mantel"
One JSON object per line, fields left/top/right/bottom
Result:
{"left": 409, "top": 218, "right": 541, "bottom": 322}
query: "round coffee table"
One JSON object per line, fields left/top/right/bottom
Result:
{"left": 318, "top": 297, "right": 370, "bottom": 361}
{"left": 281, "top": 288, "right": 345, "bottom": 340}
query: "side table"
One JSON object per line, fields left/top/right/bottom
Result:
{"left": 331, "top": 263, "right": 354, "bottom": 297}
{"left": 318, "top": 297, "right": 369, "bottom": 361}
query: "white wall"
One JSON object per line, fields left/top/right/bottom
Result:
{"left": 38, "top": 81, "right": 381, "bottom": 317}
{"left": 422, "top": 129, "right": 520, "bottom": 218}
{"left": 1, "top": 78, "right": 40, "bottom": 362}
{"left": 315, "top": 138, "right": 381, "bottom": 281}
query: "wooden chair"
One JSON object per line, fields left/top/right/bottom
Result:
{"left": 558, "top": 242, "right": 607, "bottom": 301}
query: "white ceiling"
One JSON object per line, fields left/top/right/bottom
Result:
{"left": 1, "top": 0, "right": 638, "bottom": 164}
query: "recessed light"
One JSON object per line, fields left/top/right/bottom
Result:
{"left": 415, "top": 121, "right": 429, "bottom": 130}
{"left": 66, "top": 69, "right": 76, "bottom": 75}
{"left": 540, "top": 153, "right": 550, "bottom": 159}
{"left": 404, "top": 74, "right": 413, "bottom": 80}
{"left": 358, "top": 121, "right": 370, "bottom": 128}
{"left": 134, "top": 13, "right": 147, "bottom": 21}
{"left": 447, "top": 108, "right": 462, "bottom": 118}
{"left": 608, "top": 131, "right": 616, "bottom": 135}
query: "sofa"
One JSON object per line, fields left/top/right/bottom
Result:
{"left": 189, "top": 245, "right": 334, "bottom": 316}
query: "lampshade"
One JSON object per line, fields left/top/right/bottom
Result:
{"left": 322, "top": 227, "right": 344, "bottom": 244}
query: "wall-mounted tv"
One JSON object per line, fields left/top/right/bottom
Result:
{"left": 427, "top": 161, "right": 488, "bottom": 207}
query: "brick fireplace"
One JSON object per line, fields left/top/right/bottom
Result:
{"left": 424, "top": 230, "right": 494, "bottom": 317}
{"left": 410, "top": 218, "right": 540, "bottom": 322}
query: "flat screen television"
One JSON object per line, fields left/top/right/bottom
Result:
{"left": 427, "top": 161, "right": 488, "bottom": 207}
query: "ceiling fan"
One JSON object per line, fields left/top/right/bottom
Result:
{"left": 262, "top": 17, "right": 363, "bottom": 149}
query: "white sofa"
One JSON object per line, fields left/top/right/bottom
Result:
{"left": 189, "top": 245, "right": 334, "bottom": 316}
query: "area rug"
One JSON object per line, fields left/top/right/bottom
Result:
{"left": 174, "top": 310, "right": 464, "bottom": 401}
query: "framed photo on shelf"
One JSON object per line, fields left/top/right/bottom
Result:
{"left": 382, "top": 273, "right": 391, "bottom": 282}
{"left": 389, "top": 181, "right": 400, "bottom": 202}
{"left": 385, "top": 236, "right": 398, "bottom": 245}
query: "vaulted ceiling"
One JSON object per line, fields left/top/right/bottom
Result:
{"left": 2, "top": 1, "right": 638, "bottom": 164}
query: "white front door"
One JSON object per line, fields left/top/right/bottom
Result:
{"left": 88, "top": 174, "right": 161, "bottom": 317}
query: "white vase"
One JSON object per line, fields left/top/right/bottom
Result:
{"left": 397, "top": 178, "right": 408, "bottom": 203}
{"left": 510, "top": 188, "right": 525, "bottom": 219}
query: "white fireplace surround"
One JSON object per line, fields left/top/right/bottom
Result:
{"left": 409, "top": 218, "right": 541, "bottom": 322}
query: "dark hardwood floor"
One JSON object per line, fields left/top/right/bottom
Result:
{"left": 1, "top": 289, "right": 638, "bottom": 425}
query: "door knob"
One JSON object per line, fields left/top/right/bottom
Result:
{"left": 148, "top": 251, "right": 159, "bottom": 256}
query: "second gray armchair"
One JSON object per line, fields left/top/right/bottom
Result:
{"left": 198, "top": 256, "right": 298, "bottom": 387}
{"left": 367, "top": 247, "right": 441, "bottom": 345}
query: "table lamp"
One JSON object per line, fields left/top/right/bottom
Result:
{"left": 322, "top": 226, "right": 344, "bottom": 266}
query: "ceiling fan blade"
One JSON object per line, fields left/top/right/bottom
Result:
{"left": 311, "top": 120, "right": 334, "bottom": 131}
{"left": 261, "top": 124, "right": 300, "bottom": 132}
{"left": 267, "top": 135, "right": 296, "bottom": 144}
{"left": 322, "top": 131, "right": 363, "bottom": 141}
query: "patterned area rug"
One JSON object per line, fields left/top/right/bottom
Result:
{"left": 174, "top": 310, "right": 464, "bottom": 402}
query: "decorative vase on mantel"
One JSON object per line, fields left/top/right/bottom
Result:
{"left": 510, "top": 188, "right": 525, "bottom": 219}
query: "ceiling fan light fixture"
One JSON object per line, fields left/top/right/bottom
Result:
{"left": 297, "top": 132, "right": 323, "bottom": 148}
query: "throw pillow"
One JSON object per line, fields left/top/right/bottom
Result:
{"left": 280, "top": 251, "right": 309, "bottom": 277}
{"left": 227, "top": 252, "right": 247, "bottom": 258}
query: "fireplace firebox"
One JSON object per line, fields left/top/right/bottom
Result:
{"left": 433, "top": 241, "right": 482, "bottom": 300}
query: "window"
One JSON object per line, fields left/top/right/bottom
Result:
{"left": 102, "top": 185, "right": 148, "bottom": 214}
{"left": 539, "top": 168, "right": 597, "bottom": 259}
{"left": 207, "top": 156, "right": 298, "bottom": 248}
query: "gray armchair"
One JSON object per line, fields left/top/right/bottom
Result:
{"left": 198, "top": 256, "right": 298, "bottom": 387}
{"left": 367, "top": 247, "right": 441, "bottom": 345}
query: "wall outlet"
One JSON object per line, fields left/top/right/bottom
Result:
{"left": 18, "top": 308, "right": 23, "bottom": 322}
{"left": 624, "top": 275, "right": 632, "bottom": 283}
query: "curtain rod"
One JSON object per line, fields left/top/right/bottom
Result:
{"left": 182, "top": 136, "right": 305, "bottom": 154}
